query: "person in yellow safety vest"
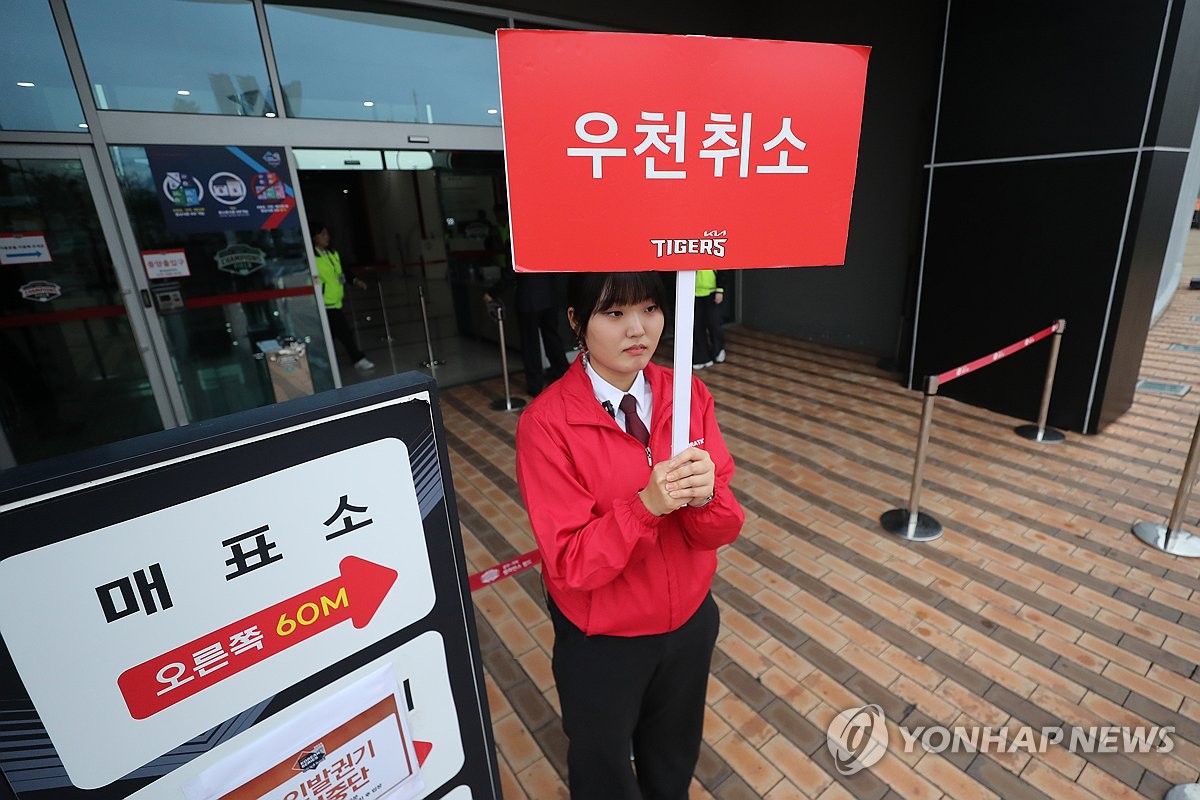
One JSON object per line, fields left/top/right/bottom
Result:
{"left": 692, "top": 269, "right": 726, "bottom": 369}
{"left": 311, "top": 221, "right": 374, "bottom": 373}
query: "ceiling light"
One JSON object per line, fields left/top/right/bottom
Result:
{"left": 16, "top": 81, "right": 35, "bottom": 88}
{"left": 342, "top": 189, "right": 349, "bottom": 194}
{"left": 362, "top": 101, "right": 374, "bottom": 107}
{"left": 176, "top": 89, "right": 190, "bottom": 96}
{"left": 487, "top": 108, "right": 498, "bottom": 115}
{"left": 265, "top": 112, "right": 276, "bottom": 118}
{"left": 78, "top": 123, "right": 88, "bottom": 128}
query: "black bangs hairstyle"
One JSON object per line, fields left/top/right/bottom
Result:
{"left": 567, "top": 271, "right": 667, "bottom": 344}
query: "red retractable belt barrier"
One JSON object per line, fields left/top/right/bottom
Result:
{"left": 0, "top": 305, "right": 128, "bottom": 329}
{"left": 467, "top": 550, "right": 541, "bottom": 592}
{"left": 184, "top": 286, "right": 315, "bottom": 309}
{"left": 882, "top": 318, "right": 1067, "bottom": 544}
{"left": 936, "top": 321, "right": 1059, "bottom": 386}
{"left": 1, "top": 287, "right": 319, "bottom": 328}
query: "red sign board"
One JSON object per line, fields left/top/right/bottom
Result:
{"left": 498, "top": 30, "right": 870, "bottom": 272}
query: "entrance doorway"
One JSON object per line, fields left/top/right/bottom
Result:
{"left": 296, "top": 148, "right": 542, "bottom": 388}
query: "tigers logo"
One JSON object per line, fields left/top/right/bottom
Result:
{"left": 649, "top": 230, "right": 727, "bottom": 258}
{"left": 826, "top": 705, "right": 888, "bottom": 775}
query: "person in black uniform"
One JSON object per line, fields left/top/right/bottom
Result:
{"left": 484, "top": 271, "right": 570, "bottom": 396}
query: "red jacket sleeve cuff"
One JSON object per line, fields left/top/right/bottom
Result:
{"left": 621, "top": 493, "right": 667, "bottom": 527}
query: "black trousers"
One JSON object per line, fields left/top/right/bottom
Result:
{"left": 549, "top": 592, "right": 720, "bottom": 800}
{"left": 692, "top": 295, "right": 725, "bottom": 364}
{"left": 519, "top": 306, "right": 570, "bottom": 395}
{"left": 325, "top": 306, "right": 365, "bottom": 364}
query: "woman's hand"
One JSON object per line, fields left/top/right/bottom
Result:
{"left": 638, "top": 447, "right": 716, "bottom": 515}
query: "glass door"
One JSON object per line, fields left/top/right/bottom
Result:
{"left": 0, "top": 145, "right": 167, "bottom": 468}
{"left": 109, "top": 145, "right": 335, "bottom": 423}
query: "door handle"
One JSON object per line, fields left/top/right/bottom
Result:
{"left": 140, "top": 288, "right": 152, "bottom": 309}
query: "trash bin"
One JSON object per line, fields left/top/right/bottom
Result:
{"left": 256, "top": 338, "right": 315, "bottom": 403}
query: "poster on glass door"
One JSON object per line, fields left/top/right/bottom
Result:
{"left": 144, "top": 145, "right": 299, "bottom": 234}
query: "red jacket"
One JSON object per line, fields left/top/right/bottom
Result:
{"left": 515, "top": 358, "right": 744, "bottom": 637}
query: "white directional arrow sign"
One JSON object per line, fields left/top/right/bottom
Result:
{"left": 0, "top": 232, "right": 51, "bottom": 265}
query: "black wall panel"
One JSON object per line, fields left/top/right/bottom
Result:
{"left": 1097, "top": 150, "right": 1190, "bottom": 429}
{"left": 913, "top": 155, "right": 1135, "bottom": 429}
{"left": 737, "top": 0, "right": 946, "bottom": 355}
{"left": 913, "top": 0, "right": 1200, "bottom": 434}
{"left": 1146, "top": 0, "right": 1200, "bottom": 147}
{"left": 935, "top": 1, "right": 1166, "bottom": 162}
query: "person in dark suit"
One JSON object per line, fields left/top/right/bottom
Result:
{"left": 485, "top": 271, "right": 570, "bottom": 396}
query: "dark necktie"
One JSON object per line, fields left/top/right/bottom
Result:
{"left": 619, "top": 394, "right": 650, "bottom": 447}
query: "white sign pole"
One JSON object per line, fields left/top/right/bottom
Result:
{"left": 672, "top": 270, "right": 696, "bottom": 456}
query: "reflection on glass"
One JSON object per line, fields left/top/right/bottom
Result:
{"left": 0, "top": 0, "right": 86, "bottom": 131}
{"left": 112, "top": 146, "right": 332, "bottom": 423}
{"left": 294, "top": 149, "right": 572, "bottom": 390}
{"left": 266, "top": 3, "right": 503, "bottom": 125}
{"left": 0, "top": 158, "right": 161, "bottom": 466}
{"left": 67, "top": 0, "right": 276, "bottom": 115}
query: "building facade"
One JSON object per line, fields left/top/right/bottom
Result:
{"left": 3, "top": 0, "right": 1199, "bottom": 470}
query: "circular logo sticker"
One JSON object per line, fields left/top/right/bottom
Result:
{"left": 162, "top": 172, "right": 204, "bottom": 206}
{"left": 208, "top": 172, "right": 248, "bottom": 206}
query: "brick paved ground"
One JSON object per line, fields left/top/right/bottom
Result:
{"left": 446, "top": 233, "right": 1200, "bottom": 799}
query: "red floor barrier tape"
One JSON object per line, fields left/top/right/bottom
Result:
{"left": 468, "top": 550, "right": 541, "bottom": 591}
{"left": 936, "top": 321, "right": 1060, "bottom": 386}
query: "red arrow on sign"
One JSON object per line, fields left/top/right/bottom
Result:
{"left": 117, "top": 556, "right": 398, "bottom": 720}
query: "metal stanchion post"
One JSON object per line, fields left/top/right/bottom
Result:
{"left": 880, "top": 374, "right": 944, "bottom": 541}
{"left": 417, "top": 283, "right": 445, "bottom": 369}
{"left": 377, "top": 280, "right": 395, "bottom": 344}
{"left": 488, "top": 301, "right": 526, "bottom": 412}
{"left": 1131, "top": 406, "right": 1200, "bottom": 557}
{"left": 1015, "top": 319, "right": 1066, "bottom": 443}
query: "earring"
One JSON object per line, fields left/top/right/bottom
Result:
{"left": 576, "top": 335, "right": 589, "bottom": 368}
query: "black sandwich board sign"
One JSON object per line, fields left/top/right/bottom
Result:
{"left": 0, "top": 373, "right": 499, "bottom": 800}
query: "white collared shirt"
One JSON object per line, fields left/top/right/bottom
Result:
{"left": 584, "top": 357, "right": 653, "bottom": 435}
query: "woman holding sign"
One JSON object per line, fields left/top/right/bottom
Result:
{"left": 516, "top": 271, "right": 744, "bottom": 800}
